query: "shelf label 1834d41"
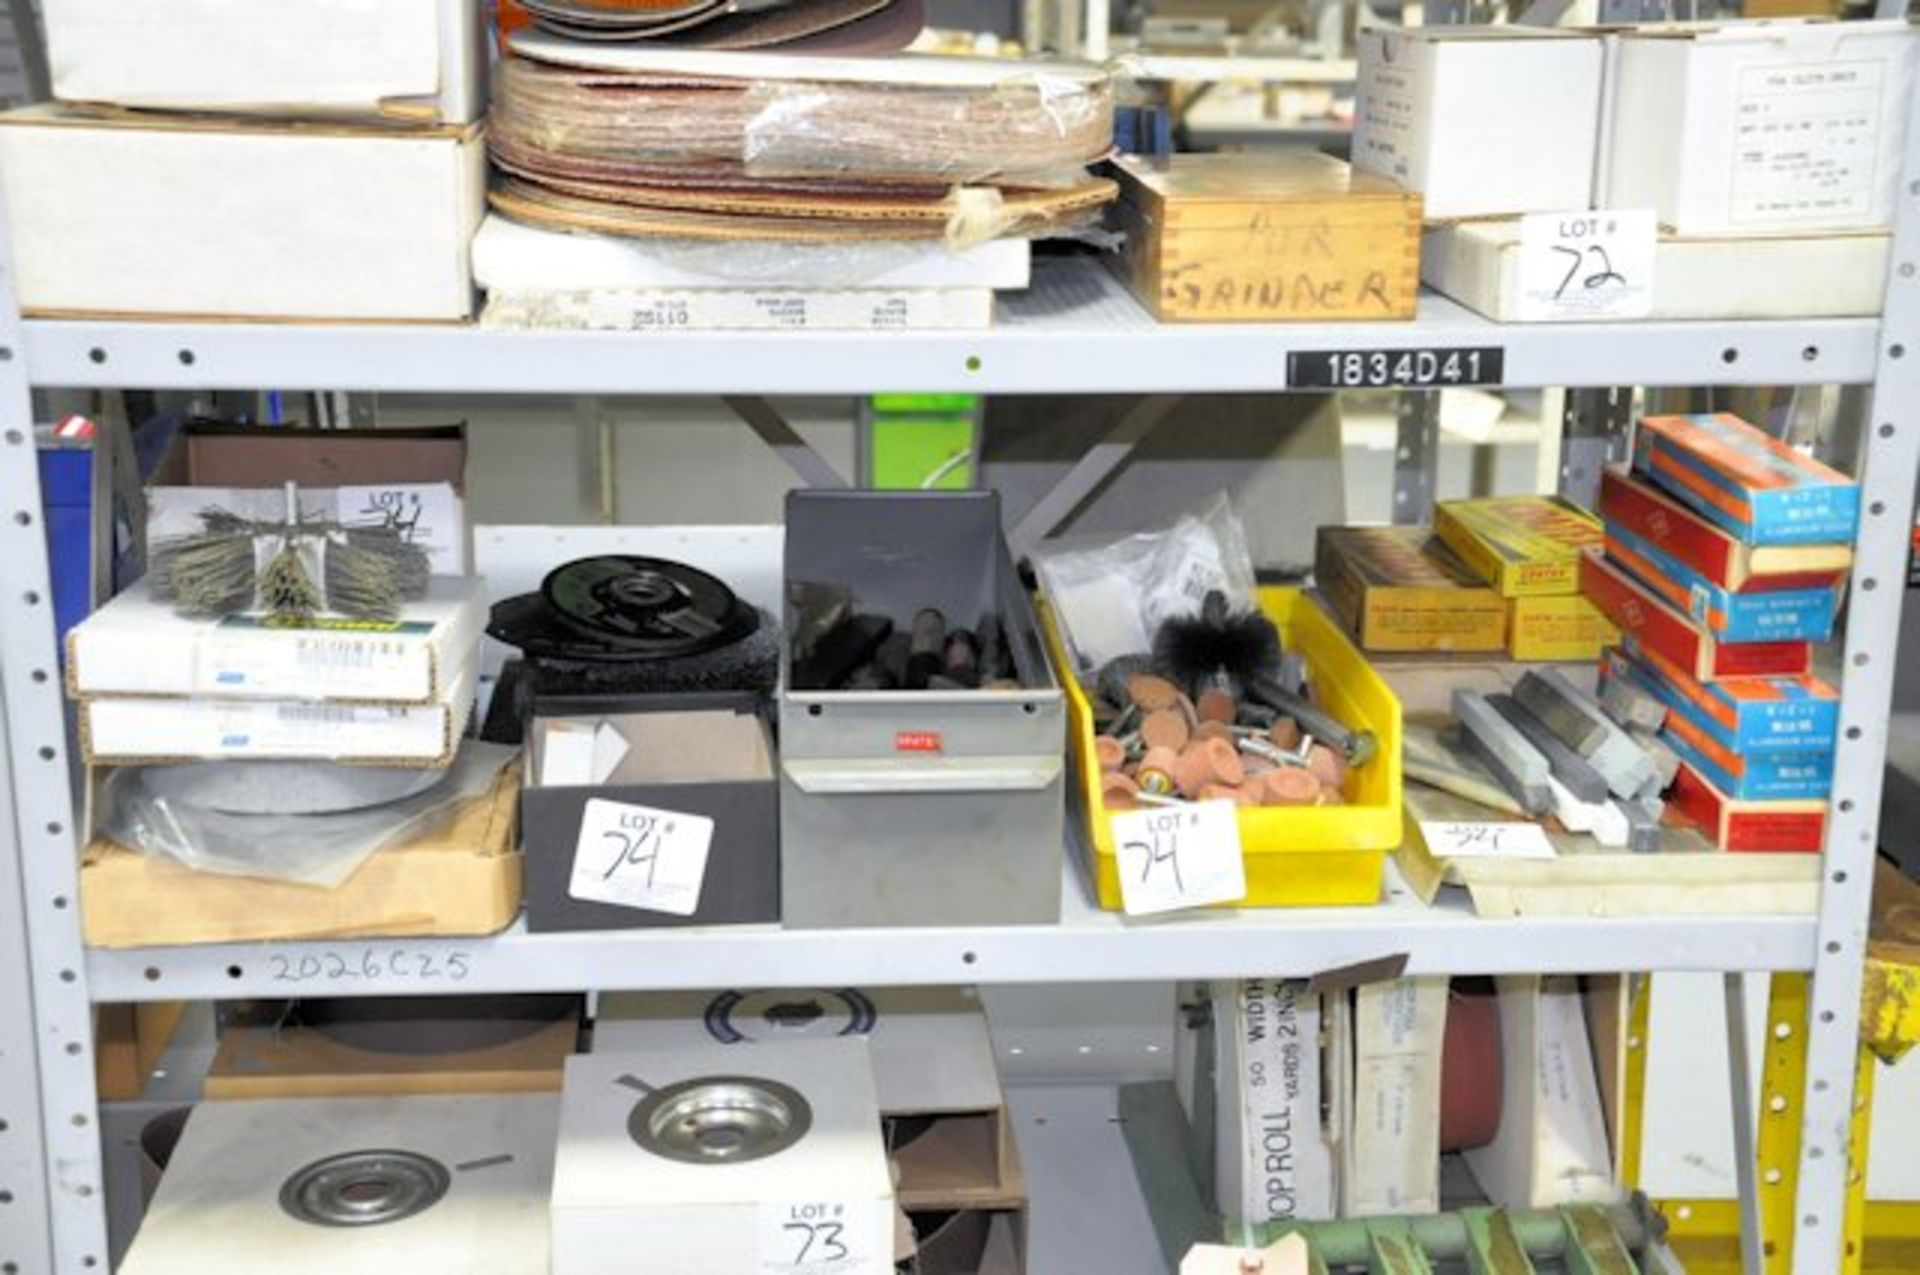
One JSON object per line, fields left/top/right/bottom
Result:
{"left": 1114, "top": 800, "right": 1248, "bottom": 916}
{"left": 1286, "top": 346, "right": 1504, "bottom": 390}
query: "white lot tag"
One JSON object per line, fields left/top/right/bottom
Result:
{"left": 567, "top": 798, "right": 712, "bottom": 915}
{"left": 1113, "top": 800, "right": 1247, "bottom": 916}
{"left": 1516, "top": 210, "right": 1656, "bottom": 322}
{"left": 757, "top": 1199, "right": 889, "bottom": 1275}
{"left": 335, "top": 483, "right": 466, "bottom": 573}
{"left": 1419, "top": 820, "right": 1556, "bottom": 860}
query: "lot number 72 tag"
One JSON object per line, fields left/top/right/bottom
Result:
{"left": 1113, "top": 800, "right": 1247, "bottom": 916}
{"left": 567, "top": 797, "right": 712, "bottom": 915}
{"left": 1516, "top": 209, "right": 1656, "bottom": 321}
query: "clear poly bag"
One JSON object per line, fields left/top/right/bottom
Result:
{"left": 1030, "top": 494, "right": 1259, "bottom": 680}
{"left": 99, "top": 741, "right": 517, "bottom": 889}
{"left": 737, "top": 73, "right": 1114, "bottom": 187}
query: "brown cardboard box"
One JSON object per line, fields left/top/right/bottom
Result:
{"left": 1314, "top": 526, "right": 1506, "bottom": 653}
{"left": 205, "top": 1001, "right": 579, "bottom": 1099}
{"left": 81, "top": 763, "right": 521, "bottom": 948}
{"left": 153, "top": 421, "right": 467, "bottom": 490}
{"left": 1111, "top": 150, "right": 1421, "bottom": 323}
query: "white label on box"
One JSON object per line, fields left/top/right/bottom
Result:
{"left": 1732, "top": 60, "right": 1883, "bottom": 226}
{"left": 567, "top": 797, "right": 712, "bottom": 916}
{"left": 336, "top": 484, "right": 466, "bottom": 573}
{"left": 1237, "top": 981, "right": 1334, "bottom": 1223}
{"left": 1419, "top": 820, "right": 1556, "bottom": 860}
{"left": 756, "top": 1199, "right": 889, "bottom": 1275}
{"left": 1114, "top": 800, "right": 1247, "bottom": 916}
{"left": 1516, "top": 210, "right": 1655, "bottom": 321}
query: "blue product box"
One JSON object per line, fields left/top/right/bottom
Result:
{"left": 1603, "top": 523, "right": 1837, "bottom": 643}
{"left": 1606, "top": 641, "right": 1839, "bottom": 756}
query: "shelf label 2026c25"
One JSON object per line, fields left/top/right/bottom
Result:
{"left": 266, "top": 946, "right": 473, "bottom": 986}
{"left": 1286, "top": 346, "right": 1504, "bottom": 390}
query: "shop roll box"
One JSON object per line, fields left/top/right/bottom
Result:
{"left": 778, "top": 491, "right": 1065, "bottom": 928}
{"left": 1041, "top": 588, "right": 1404, "bottom": 910}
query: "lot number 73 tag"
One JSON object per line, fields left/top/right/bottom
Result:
{"left": 567, "top": 797, "right": 712, "bottom": 916}
{"left": 1113, "top": 800, "right": 1247, "bottom": 916}
{"left": 1516, "top": 209, "right": 1656, "bottom": 322}
{"left": 758, "top": 1199, "right": 888, "bottom": 1275}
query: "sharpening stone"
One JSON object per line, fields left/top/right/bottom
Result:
{"left": 1487, "top": 693, "right": 1611, "bottom": 804}
{"left": 1515, "top": 668, "right": 1656, "bottom": 799}
{"left": 1600, "top": 675, "right": 1668, "bottom": 734}
{"left": 1622, "top": 795, "right": 1664, "bottom": 853}
{"left": 1453, "top": 689, "right": 1552, "bottom": 817}
{"left": 1629, "top": 727, "right": 1682, "bottom": 791}
{"left": 1514, "top": 668, "right": 1610, "bottom": 755}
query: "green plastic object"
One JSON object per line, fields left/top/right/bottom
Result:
{"left": 865, "top": 394, "right": 978, "bottom": 490}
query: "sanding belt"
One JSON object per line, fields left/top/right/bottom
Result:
{"left": 1440, "top": 982, "right": 1503, "bottom": 1153}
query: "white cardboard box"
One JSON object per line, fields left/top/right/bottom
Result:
{"left": 46, "top": 0, "right": 484, "bottom": 124}
{"left": 67, "top": 575, "right": 487, "bottom": 705}
{"left": 554, "top": 1041, "right": 895, "bottom": 1275}
{"left": 1463, "top": 975, "right": 1625, "bottom": 1210}
{"left": 0, "top": 107, "right": 483, "bottom": 321}
{"left": 1605, "top": 20, "right": 1919, "bottom": 235}
{"left": 594, "top": 988, "right": 1001, "bottom": 1118}
{"left": 1423, "top": 219, "right": 1889, "bottom": 320}
{"left": 80, "top": 659, "right": 476, "bottom": 765}
{"left": 472, "top": 214, "right": 1033, "bottom": 292}
{"left": 121, "top": 1094, "right": 558, "bottom": 1275}
{"left": 1353, "top": 26, "right": 1603, "bottom": 220}
{"left": 1211, "top": 980, "right": 1337, "bottom": 1227}
{"left": 1338, "top": 977, "right": 1445, "bottom": 1218}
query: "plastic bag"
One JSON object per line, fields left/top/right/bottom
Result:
{"left": 1030, "top": 494, "right": 1259, "bottom": 680}
{"left": 99, "top": 741, "right": 517, "bottom": 889}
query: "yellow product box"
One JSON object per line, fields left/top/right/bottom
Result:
{"left": 1508, "top": 594, "right": 1619, "bottom": 662}
{"left": 1314, "top": 525, "right": 1506, "bottom": 653}
{"left": 1433, "top": 494, "right": 1603, "bottom": 598}
{"left": 1040, "top": 587, "right": 1402, "bottom": 910}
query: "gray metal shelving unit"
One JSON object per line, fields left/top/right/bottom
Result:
{"left": 2, "top": 123, "right": 1919, "bottom": 1275}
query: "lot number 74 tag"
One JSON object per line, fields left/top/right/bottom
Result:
{"left": 1113, "top": 800, "right": 1247, "bottom": 916}
{"left": 567, "top": 797, "right": 712, "bottom": 916}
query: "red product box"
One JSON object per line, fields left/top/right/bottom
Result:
{"left": 1598, "top": 468, "right": 1849, "bottom": 593}
{"left": 1669, "top": 760, "right": 1827, "bottom": 853}
{"left": 1579, "top": 552, "right": 1810, "bottom": 682}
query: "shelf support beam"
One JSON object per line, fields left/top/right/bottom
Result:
{"left": 1006, "top": 392, "right": 1182, "bottom": 560}
{"left": 722, "top": 395, "right": 850, "bottom": 490}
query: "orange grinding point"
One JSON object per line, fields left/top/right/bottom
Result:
{"left": 1137, "top": 745, "right": 1180, "bottom": 794}
{"left": 1093, "top": 736, "right": 1128, "bottom": 772}
{"left": 1141, "top": 708, "right": 1191, "bottom": 752}
{"left": 1259, "top": 767, "right": 1321, "bottom": 807}
{"left": 1127, "top": 673, "right": 1181, "bottom": 713}
{"left": 1174, "top": 736, "right": 1244, "bottom": 798}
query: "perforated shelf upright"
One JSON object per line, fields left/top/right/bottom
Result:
{"left": 2, "top": 132, "right": 1919, "bottom": 1275}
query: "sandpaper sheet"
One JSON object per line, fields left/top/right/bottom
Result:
{"left": 491, "top": 132, "right": 950, "bottom": 196}
{"left": 490, "top": 53, "right": 1113, "bottom": 187}
{"left": 490, "top": 176, "right": 1114, "bottom": 242}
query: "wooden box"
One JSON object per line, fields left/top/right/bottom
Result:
{"left": 1110, "top": 150, "right": 1421, "bottom": 323}
{"left": 81, "top": 764, "right": 521, "bottom": 948}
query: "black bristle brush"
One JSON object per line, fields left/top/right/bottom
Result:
{"left": 1150, "top": 590, "right": 1282, "bottom": 697}
{"left": 1152, "top": 589, "right": 1378, "bottom": 765}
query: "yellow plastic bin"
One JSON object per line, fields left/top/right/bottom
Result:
{"left": 1040, "top": 586, "right": 1402, "bottom": 909}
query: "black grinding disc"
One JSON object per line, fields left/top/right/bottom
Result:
{"left": 538, "top": 555, "right": 757, "bottom": 658}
